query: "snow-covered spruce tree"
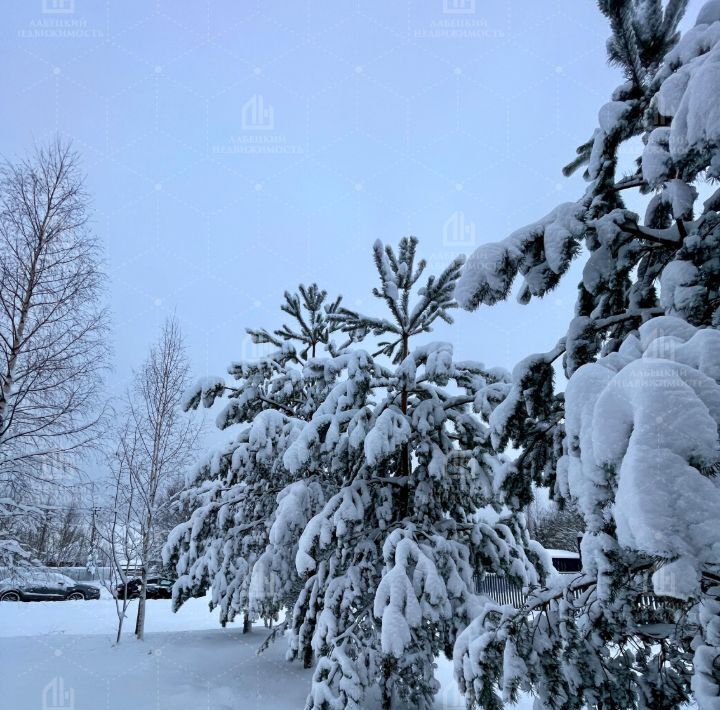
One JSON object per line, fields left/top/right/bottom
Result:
{"left": 163, "top": 285, "right": 346, "bottom": 636}
{"left": 453, "top": 2, "right": 720, "bottom": 708}
{"left": 284, "top": 238, "right": 544, "bottom": 710}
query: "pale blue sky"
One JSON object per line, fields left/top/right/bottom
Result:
{"left": 0, "top": 0, "right": 706, "bottom": 392}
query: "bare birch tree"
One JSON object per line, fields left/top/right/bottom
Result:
{"left": 118, "top": 316, "right": 200, "bottom": 640}
{"left": 0, "top": 139, "right": 109, "bottom": 566}
{"left": 94, "top": 422, "right": 145, "bottom": 644}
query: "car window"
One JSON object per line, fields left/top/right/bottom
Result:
{"left": 53, "top": 574, "right": 76, "bottom": 585}
{"left": 19, "top": 572, "right": 50, "bottom": 585}
{"left": 0, "top": 575, "right": 30, "bottom": 586}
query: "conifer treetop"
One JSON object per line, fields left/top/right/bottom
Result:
{"left": 330, "top": 237, "right": 465, "bottom": 363}
{"left": 182, "top": 283, "right": 345, "bottom": 420}
{"left": 247, "top": 283, "right": 344, "bottom": 359}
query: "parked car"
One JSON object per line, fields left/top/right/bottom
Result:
{"left": 0, "top": 571, "right": 101, "bottom": 602}
{"left": 115, "top": 576, "right": 175, "bottom": 600}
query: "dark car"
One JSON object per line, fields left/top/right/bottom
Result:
{"left": 115, "top": 576, "right": 174, "bottom": 600}
{"left": 0, "top": 571, "right": 101, "bottom": 602}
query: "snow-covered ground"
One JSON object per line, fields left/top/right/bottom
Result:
{"left": 0, "top": 594, "right": 525, "bottom": 710}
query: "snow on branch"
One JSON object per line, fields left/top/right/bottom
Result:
{"left": 455, "top": 202, "right": 585, "bottom": 311}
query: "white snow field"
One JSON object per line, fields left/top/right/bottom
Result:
{"left": 0, "top": 595, "right": 532, "bottom": 710}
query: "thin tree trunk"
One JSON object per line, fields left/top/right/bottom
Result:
{"left": 398, "top": 333, "right": 410, "bottom": 520}
{"left": 0, "top": 240, "right": 41, "bottom": 432}
{"left": 301, "top": 570, "right": 316, "bottom": 668}
{"left": 381, "top": 656, "right": 395, "bottom": 710}
{"left": 134, "top": 565, "right": 148, "bottom": 640}
{"left": 116, "top": 608, "right": 125, "bottom": 644}
{"left": 135, "top": 521, "right": 152, "bottom": 640}
{"left": 242, "top": 610, "right": 252, "bottom": 634}
{"left": 303, "top": 640, "right": 314, "bottom": 669}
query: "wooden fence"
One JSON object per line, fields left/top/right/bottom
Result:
{"left": 475, "top": 573, "right": 686, "bottom": 611}
{"left": 474, "top": 573, "right": 528, "bottom": 607}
